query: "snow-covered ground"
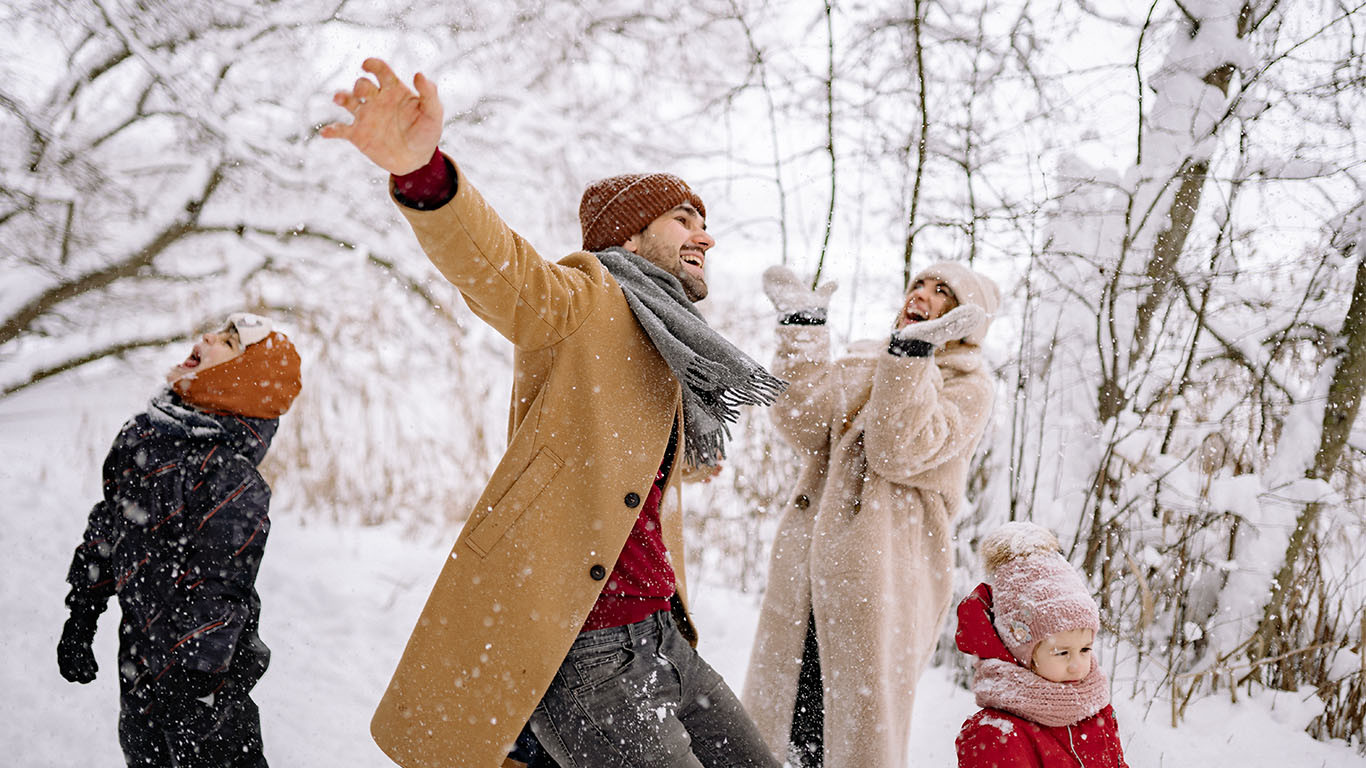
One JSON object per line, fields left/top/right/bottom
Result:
{"left": 3, "top": 371, "right": 1363, "bottom": 766}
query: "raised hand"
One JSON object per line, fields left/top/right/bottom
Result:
{"left": 320, "top": 58, "right": 443, "bottom": 176}
{"left": 893, "top": 304, "right": 986, "bottom": 348}
{"left": 762, "top": 265, "right": 838, "bottom": 315}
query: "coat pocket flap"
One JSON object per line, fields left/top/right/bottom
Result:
{"left": 466, "top": 448, "right": 563, "bottom": 558}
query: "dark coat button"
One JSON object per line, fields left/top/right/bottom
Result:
{"left": 794, "top": 494, "right": 810, "bottom": 509}
{"left": 624, "top": 492, "right": 641, "bottom": 508}
{"left": 589, "top": 564, "right": 607, "bottom": 581}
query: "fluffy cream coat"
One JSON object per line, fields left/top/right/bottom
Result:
{"left": 742, "top": 327, "right": 994, "bottom": 766}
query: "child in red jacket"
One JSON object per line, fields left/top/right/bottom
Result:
{"left": 955, "top": 522, "right": 1129, "bottom": 767}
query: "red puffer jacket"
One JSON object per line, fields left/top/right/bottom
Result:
{"left": 954, "top": 583, "right": 1130, "bottom": 767}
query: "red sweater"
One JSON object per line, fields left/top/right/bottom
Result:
{"left": 393, "top": 151, "right": 677, "bottom": 630}
{"left": 580, "top": 469, "right": 675, "bottom": 630}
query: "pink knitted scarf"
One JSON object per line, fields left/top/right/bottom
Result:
{"left": 972, "top": 657, "right": 1111, "bottom": 728}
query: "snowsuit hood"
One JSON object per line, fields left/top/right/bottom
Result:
{"left": 956, "top": 582, "right": 1017, "bottom": 664}
{"left": 148, "top": 390, "right": 279, "bottom": 466}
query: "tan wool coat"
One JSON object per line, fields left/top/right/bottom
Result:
{"left": 370, "top": 162, "right": 694, "bottom": 768}
{"left": 742, "top": 326, "right": 994, "bottom": 767}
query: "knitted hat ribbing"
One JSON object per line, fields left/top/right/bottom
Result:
{"left": 911, "top": 261, "right": 1001, "bottom": 345}
{"left": 981, "top": 522, "right": 1100, "bottom": 665}
{"left": 579, "top": 173, "right": 706, "bottom": 253}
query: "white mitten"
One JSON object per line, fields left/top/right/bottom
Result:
{"left": 762, "top": 265, "right": 838, "bottom": 315}
{"left": 893, "top": 304, "right": 986, "bottom": 347}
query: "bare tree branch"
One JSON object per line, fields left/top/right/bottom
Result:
{"left": 0, "top": 164, "right": 225, "bottom": 347}
{"left": 812, "top": 0, "right": 837, "bottom": 288}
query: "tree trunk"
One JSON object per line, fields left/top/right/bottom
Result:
{"left": 1250, "top": 240, "right": 1366, "bottom": 668}
{"left": 901, "top": 0, "right": 929, "bottom": 289}
{"left": 1100, "top": 6, "right": 1252, "bottom": 420}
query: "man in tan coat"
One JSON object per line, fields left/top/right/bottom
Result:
{"left": 742, "top": 262, "right": 999, "bottom": 767}
{"left": 322, "top": 58, "right": 784, "bottom": 768}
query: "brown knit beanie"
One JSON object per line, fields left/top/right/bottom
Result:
{"left": 174, "top": 330, "right": 302, "bottom": 419}
{"left": 579, "top": 173, "right": 707, "bottom": 252}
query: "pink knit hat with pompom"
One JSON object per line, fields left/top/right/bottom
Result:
{"left": 982, "top": 522, "right": 1100, "bottom": 665}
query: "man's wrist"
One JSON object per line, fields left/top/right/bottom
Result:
{"left": 392, "top": 148, "right": 456, "bottom": 210}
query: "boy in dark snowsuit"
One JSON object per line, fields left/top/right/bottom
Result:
{"left": 57, "top": 313, "right": 301, "bottom": 768}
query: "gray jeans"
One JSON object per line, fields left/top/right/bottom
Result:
{"left": 529, "top": 611, "right": 779, "bottom": 768}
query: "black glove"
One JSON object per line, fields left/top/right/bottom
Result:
{"left": 57, "top": 612, "right": 99, "bottom": 684}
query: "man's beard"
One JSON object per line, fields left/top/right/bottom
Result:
{"left": 639, "top": 240, "right": 708, "bottom": 302}
{"left": 677, "top": 271, "right": 708, "bottom": 302}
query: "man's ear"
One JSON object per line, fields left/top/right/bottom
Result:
{"left": 622, "top": 233, "right": 641, "bottom": 254}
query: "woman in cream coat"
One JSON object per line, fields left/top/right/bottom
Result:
{"left": 743, "top": 262, "right": 999, "bottom": 767}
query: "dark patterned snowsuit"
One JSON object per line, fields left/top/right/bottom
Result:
{"left": 65, "top": 394, "right": 277, "bottom": 767}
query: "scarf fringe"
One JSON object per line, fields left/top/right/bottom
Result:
{"left": 598, "top": 247, "right": 788, "bottom": 468}
{"left": 685, "top": 359, "right": 788, "bottom": 412}
{"left": 684, "top": 429, "right": 728, "bottom": 469}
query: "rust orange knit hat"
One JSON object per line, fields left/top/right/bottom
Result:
{"left": 174, "top": 330, "right": 302, "bottom": 419}
{"left": 579, "top": 173, "right": 706, "bottom": 252}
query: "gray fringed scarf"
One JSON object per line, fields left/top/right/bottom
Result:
{"left": 596, "top": 247, "right": 787, "bottom": 468}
